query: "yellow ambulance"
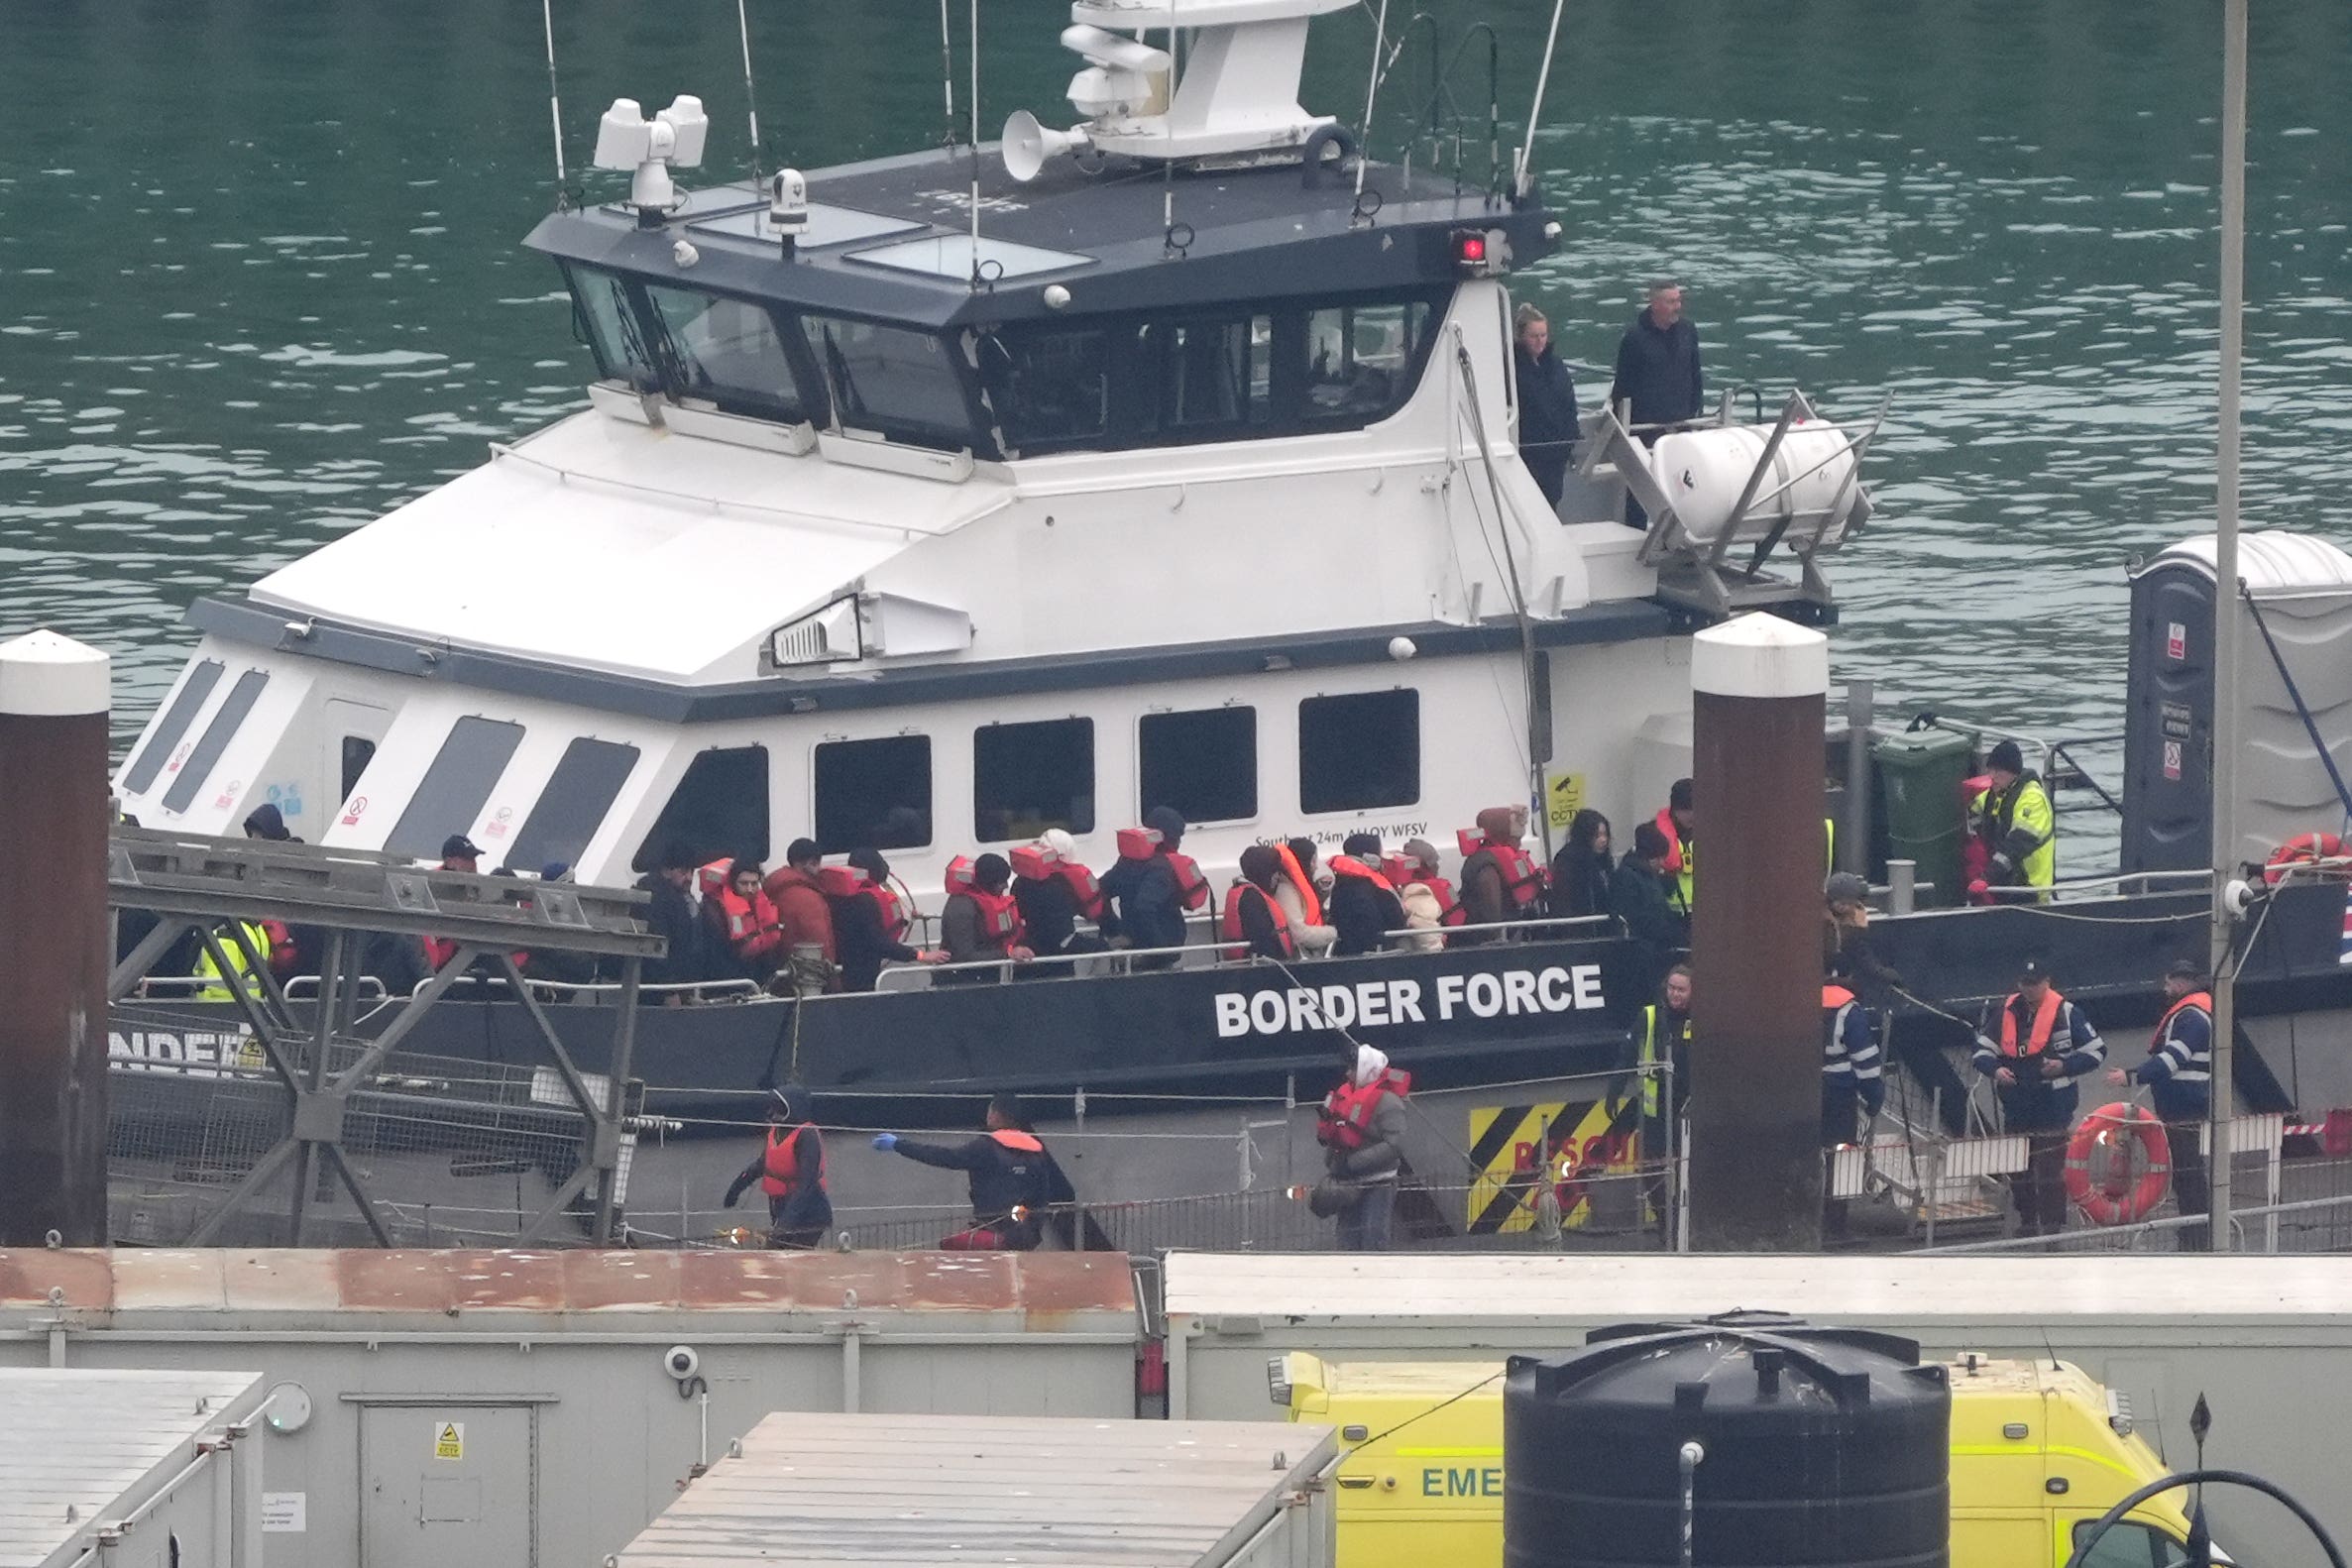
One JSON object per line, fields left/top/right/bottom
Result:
{"left": 1270, "top": 1352, "right": 2211, "bottom": 1568}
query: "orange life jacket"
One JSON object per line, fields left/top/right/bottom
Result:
{"left": 957, "top": 886, "right": 1024, "bottom": 954}
{"left": 1318, "top": 1069, "right": 1411, "bottom": 1151}
{"left": 1054, "top": 861, "right": 1105, "bottom": 921}
{"left": 2153, "top": 990, "right": 2212, "bottom": 1052}
{"left": 1165, "top": 850, "right": 1209, "bottom": 912}
{"left": 859, "top": 882, "right": 912, "bottom": 942}
{"left": 262, "top": 919, "right": 298, "bottom": 976}
{"left": 1998, "top": 989, "right": 2065, "bottom": 1057}
{"left": 990, "top": 1128, "right": 1044, "bottom": 1154}
{"left": 1218, "top": 881, "right": 1296, "bottom": 960}
{"left": 1823, "top": 983, "right": 1856, "bottom": 1010}
{"left": 759, "top": 1122, "right": 826, "bottom": 1198}
{"left": 816, "top": 865, "right": 867, "bottom": 898}
{"left": 1327, "top": 856, "right": 1395, "bottom": 892}
{"left": 717, "top": 885, "right": 782, "bottom": 957}
{"left": 421, "top": 935, "right": 529, "bottom": 973}
{"left": 1463, "top": 840, "right": 1546, "bottom": 916}
{"left": 1270, "top": 843, "right": 1322, "bottom": 925}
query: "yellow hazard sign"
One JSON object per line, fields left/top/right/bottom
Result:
{"left": 1465, "top": 1094, "right": 1641, "bottom": 1234}
{"left": 1543, "top": 769, "right": 1587, "bottom": 832}
{"left": 433, "top": 1421, "right": 465, "bottom": 1461}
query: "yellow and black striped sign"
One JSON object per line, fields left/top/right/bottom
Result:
{"left": 1464, "top": 1093, "right": 1642, "bottom": 1234}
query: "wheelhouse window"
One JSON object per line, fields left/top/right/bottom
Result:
{"left": 640, "top": 283, "right": 819, "bottom": 423}
{"left": 567, "top": 265, "right": 660, "bottom": 390}
{"left": 1299, "top": 690, "right": 1419, "bottom": 814}
{"left": 1139, "top": 314, "right": 1273, "bottom": 438}
{"left": 1302, "top": 298, "right": 1436, "bottom": 424}
{"left": 507, "top": 737, "right": 642, "bottom": 872}
{"left": 339, "top": 736, "right": 377, "bottom": 802}
{"left": 982, "top": 327, "right": 1110, "bottom": 452}
{"left": 1140, "top": 707, "right": 1256, "bottom": 825}
{"left": 632, "top": 745, "right": 769, "bottom": 872}
{"left": 815, "top": 735, "right": 933, "bottom": 851}
{"left": 159, "top": 668, "right": 270, "bottom": 815}
{"left": 384, "top": 717, "right": 526, "bottom": 857}
{"left": 122, "top": 659, "right": 224, "bottom": 795}
{"left": 974, "top": 720, "right": 1094, "bottom": 841}
{"left": 803, "top": 316, "right": 977, "bottom": 451}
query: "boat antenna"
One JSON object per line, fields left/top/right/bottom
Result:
{"left": 938, "top": 0, "right": 958, "bottom": 147}
{"left": 734, "top": 0, "right": 765, "bottom": 191}
{"left": 967, "top": 0, "right": 983, "bottom": 289}
{"left": 1512, "top": 0, "right": 1567, "bottom": 199}
{"left": 1164, "top": 6, "right": 1178, "bottom": 247}
{"left": 1353, "top": 0, "right": 1392, "bottom": 205}
{"left": 539, "top": 0, "right": 569, "bottom": 208}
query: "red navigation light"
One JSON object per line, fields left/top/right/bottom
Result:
{"left": 1457, "top": 232, "right": 1487, "bottom": 264}
{"left": 1450, "top": 228, "right": 1504, "bottom": 276}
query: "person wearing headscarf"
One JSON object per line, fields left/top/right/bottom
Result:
{"left": 1314, "top": 1044, "right": 1410, "bottom": 1251}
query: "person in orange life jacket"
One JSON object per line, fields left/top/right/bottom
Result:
{"left": 706, "top": 858, "right": 786, "bottom": 981}
{"left": 1222, "top": 845, "right": 1297, "bottom": 960}
{"left": 1609, "top": 821, "right": 1687, "bottom": 1007}
{"left": 1820, "top": 952, "right": 1883, "bottom": 1241}
{"left": 1097, "top": 806, "right": 1191, "bottom": 965}
{"left": 1459, "top": 805, "right": 1543, "bottom": 941}
{"left": 723, "top": 1084, "right": 833, "bottom": 1249}
{"left": 1317, "top": 1045, "right": 1410, "bottom": 1251}
{"left": 1273, "top": 838, "right": 1338, "bottom": 954}
{"left": 1653, "top": 778, "right": 1695, "bottom": 916}
{"left": 1387, "top": 838, "right": 1452, "bottom": 952}
{"left": 2107, "top": 957, "right": 2214, "bottom": 1250}
{"left": 762, "top": 839, "right": 839, "bottom": 974}
{"left": 1970, "top": 957, "right": 2107, "bottom": 1237}
{"left": 419, "top": 834, "right": 513, "bottom": 982}
{"left": 1013, "top": 830, "right": 1110, "bottom": 961}
{"left": 635, "top": 840, "right": 710, "bottom": 993}
{"left": 1327, "top": 833, "right": 1405, "bottom": 956}
{"left": 830, "top": 847, "right": 947, "bottom": 992}
{"left": 873, "top": 1093, "right": 1075, "bottom": 1250}
{"left": 940, "top": 853, "right": 1036, "bottom": 980}
{"left": 1549, "top": 809, "right": 1615, "bottom": 920}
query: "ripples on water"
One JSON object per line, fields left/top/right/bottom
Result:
{"left": 3, "top": 3, "right": 2348, "bottom": 800}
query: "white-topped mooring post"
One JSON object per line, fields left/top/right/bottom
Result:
{"left": 0, "top": 629, "right": 112, "bottom": 1246}
{"left": 1688, "top": 613, "right": 1830, "bottom": 1251}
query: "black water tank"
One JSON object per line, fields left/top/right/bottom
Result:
{"left": 1504, "top": 1312, "right": 1950, "bottom": 1568}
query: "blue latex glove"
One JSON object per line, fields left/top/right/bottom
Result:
{"left": 871, "top": 1133, "right": 898, "bottom": 1152}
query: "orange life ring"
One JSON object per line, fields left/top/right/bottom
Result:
{"left": 2265, "top": 832, "right": 2348, "bottom": 886}
{"left": 2063, "top": 1103, "right": 2172, "bottom": 1226}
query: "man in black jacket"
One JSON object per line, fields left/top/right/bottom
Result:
{"left": 1098, "top": 805, "right": 1190, "bottom": 967}
{"left": 1610, "top": 821, "right": 1688, "bottom": 1005}
{"left": 635, "top": 840, "right": 706, "bottom": 992}
{"left": 1327, "top": 833, "right": 1405, "bottom": 956}
{"left": 871, "top": 1094, "right": 1076, "bottom": 1250}
{"left": 1609, "top": 280, "right": 1704, "bottom": 431}
{"left": 831, "top": 847, "right": 945, "bottom": 992}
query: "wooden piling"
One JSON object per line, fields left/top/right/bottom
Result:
{"left": 0, "top": 630, "right": 112, "bottom": 1245}
{"left": 1688, "top": 614, "right": 1830, "bottom": 1251}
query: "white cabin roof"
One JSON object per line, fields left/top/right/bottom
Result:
{"left": 248, "top": 409, "right": 1006, "bottom": 683}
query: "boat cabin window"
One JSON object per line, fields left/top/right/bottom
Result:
{"left": 1142, "top": 314, "right": 1273, "bottom": 438}
{"left": 568, "top": 265, "right": 662, "bottom": 391}
{"left": 384, "top": 717, "right": 526, "bottom": 857}
{"left": 640, "top": 283, "right": 818, "bottom": 423}
{"left": 1302, "top": 299, "right": 1436, "bottom": 425}
{"left": 1140, "top": 707, "right": 1257, "bottom": 825}
{"left": 815, "top": 735, "right": 933, "bottom": 851}
{"left": 980, "top": 286, "right": 1446, "bottom": 457}
{"left": 160, "top": 668, "right": 270, "bottom": 815}
{"left": 122, "top": 659, "right": 224, "bottom": 795}
{"left": 1298, "top": 690, "right": 1419, "bottom": 815}
{"left": 340, "top": 735, "right": 377, "bottom": 802}
{"left": 507, "top": 738, "right": 642, "bottom": 873}
{"left": 802, "top": 316, "right": 978, "bottom": 452}
{"left": 986, "top": 327, "right": 1110, "bottom": 450}
{"left": 973, "top": 719, "right": 1094, "bottom": 842}
{"left": 633, "top": 744, "right": 769, "bottom": 872}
